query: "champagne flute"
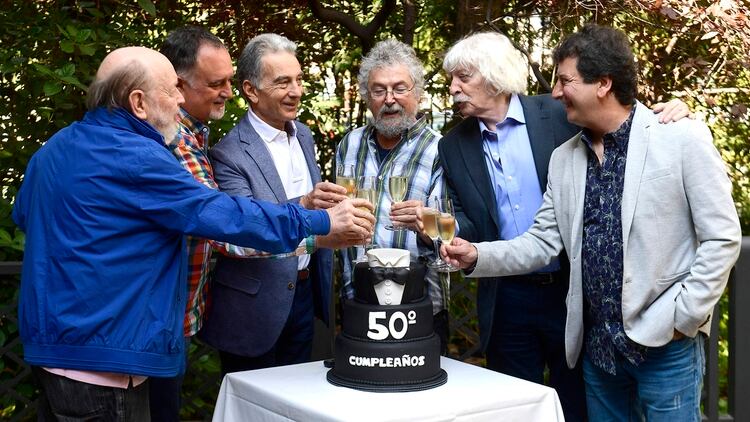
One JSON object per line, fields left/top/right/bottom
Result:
{"left": 353, "top": 175, "right": 377, "bottom": 263}
{"left": 385, "top": 166, "right": 408, "bottom": 231}
{"left": 437, "top": 197, "right": 458, "bottom": 272}
{"left": 423, "top": 196, "right": 444, "bottom": 269}
{"left": 336, "top": 164, "right": 356, "bottom": 199}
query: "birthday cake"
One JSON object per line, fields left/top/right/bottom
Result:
{"left": 326, "top": 248, "right": 447, "bottom": 392}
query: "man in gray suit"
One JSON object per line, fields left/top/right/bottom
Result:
{"left": 444, "top": 24, "right": 741, "bottom": 421}
{"left": 199, "top": 34, "right": 369, "bottom": 374}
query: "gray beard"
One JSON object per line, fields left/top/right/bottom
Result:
{"left": 371, "top": 105, "right": 416, "bottom": 139}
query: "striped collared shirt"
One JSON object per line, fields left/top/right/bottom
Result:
{"left": 335, "top": 115, "right": 447, "bottom": 313}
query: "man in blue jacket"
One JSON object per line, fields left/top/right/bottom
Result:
{"left": 12, "top": 46, "right": 374, "bottom": 421}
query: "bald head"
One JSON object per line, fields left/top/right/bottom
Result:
{"left": 86, "top": 46, "right": 184, "bottom": 140}
{"left": 86, "top": 47, "right": 177, "bottom": 112}
{"left": 95, "top": 47, "right": 169, "bottom": 80}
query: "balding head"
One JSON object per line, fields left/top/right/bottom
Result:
{"left": 86, "top": 47, "right": 184, "bottom": 140}
{"left": 86, "top": 47, "right": 176, "bottom": 112}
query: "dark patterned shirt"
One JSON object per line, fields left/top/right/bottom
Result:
{"left": 581, "top": 106, "right": 646, "bottom": 375}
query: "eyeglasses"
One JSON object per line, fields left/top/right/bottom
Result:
{"left": 369, "top": 84, "right": 415, "bottom": 99}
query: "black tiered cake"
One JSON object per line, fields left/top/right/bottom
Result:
{"left": 326, "top": 252, "right": 447, "bottom": 392}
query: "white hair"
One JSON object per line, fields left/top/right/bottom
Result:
{"left": 443, "top": 32, "right": 528, "bottom": 96}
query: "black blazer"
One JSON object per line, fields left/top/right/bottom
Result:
{"left": 439, "top": 94, "right": 579, "bottom": 349}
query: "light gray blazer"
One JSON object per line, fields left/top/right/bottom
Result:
{"left": 470, "top": 102, "right": 741, "bottom": 368}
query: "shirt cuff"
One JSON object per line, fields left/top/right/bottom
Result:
{"left": 308, "top": 209, "right": 330, "bottom": 235}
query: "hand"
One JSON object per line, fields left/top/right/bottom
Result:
{"left": 315, "top": 232, "right": 372, "bottom": 249}
{"left": 441, "top": 237, "right": 478, "bottom": 270}
{"left": 300, "top": 182, "right": 348, "bottom": 210}
{"left": 325, "top": 198, "right": 375, "bottom": 241}
{"left": 652, "top": 99, "right": 694, "bottom": 124}
{"left": 390, "top": 199, "right": 423, "bottom": 232}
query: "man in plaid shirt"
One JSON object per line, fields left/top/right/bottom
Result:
{"left": 336, "top": 39, "right": 450, "bottom": 353}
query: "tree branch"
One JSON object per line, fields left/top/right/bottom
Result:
{"left": 485, "top": 0, "right": 552, "bottom": 93}
{"left": 403, "top": 0, "right": 417, "bottom": 45}
{"left": 308, "top": 0, "right": 397, "bottom": 52}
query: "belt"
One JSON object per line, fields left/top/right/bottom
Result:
{"left": 297, "top": 268, "right": 310, "bottom": 280}
{"left": 504, "top": 273, "right": 556, "bottom": 285}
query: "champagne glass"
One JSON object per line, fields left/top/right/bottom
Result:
{"left": 437, "top": 197, "right": 458, "bottom": 272}
{"left": 423, "top": 196, "right": 444, "bottom": 269}
{"left": 385, "top": 167, "right": 408, "bottom": 231}
{"left": 353, "top": 176, "right": 377, "bottom": 263}
{"left": 336, "top": 164, "right": 356, "bottom": 199}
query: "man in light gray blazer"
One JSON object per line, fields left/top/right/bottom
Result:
{"left": 444, "top": 24, "right": 741, "bottom": 421}
{"left": 199, "top": 34, "right": 372, "bottom": 375}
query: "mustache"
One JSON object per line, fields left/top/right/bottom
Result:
{"left": 452, "top": 94, "right": 472, "bottom": 103}
{"left": 377, "top": 103, "right": 404, "bottom": 117}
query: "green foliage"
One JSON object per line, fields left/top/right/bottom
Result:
{"left": 0, "top": 0, "right": 748, "bottom": 418}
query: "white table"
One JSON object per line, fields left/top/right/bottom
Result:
{"left": 212, "top": 357, "right": 564, "bottom": 422}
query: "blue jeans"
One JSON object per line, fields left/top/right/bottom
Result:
{"left": 583, "top": 335, "right": 705, "bottom": 422}
{"left": 33, "top": 366, "right": 150, "bottom": 422}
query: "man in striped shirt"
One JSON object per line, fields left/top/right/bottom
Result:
{"left": 336, "top": 39, "right": 450, "bottom": 352}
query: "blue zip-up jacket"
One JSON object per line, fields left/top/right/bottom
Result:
{"left": 12, "top": 107, "right": 330, "bottom": 377}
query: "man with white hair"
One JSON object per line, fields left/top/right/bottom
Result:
{"left": 439, "top": 32, "right": 689, "bottom": 421}
{"left": 336, "top": 39, "right": 449, "bottom": 351}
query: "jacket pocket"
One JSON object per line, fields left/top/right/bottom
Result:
{"left": 646, "top": 270, "right": 690, "bottom": 305}
{"left": 213, "top": 258, "right": 262, "bottom": 295}
{"left": 642, "top": 167, "right": 672, "bottom": 181}
{"left": 658, "top": 270, "right": 690, "bottom": 299}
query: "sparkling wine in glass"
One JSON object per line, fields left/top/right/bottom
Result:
{"left": 385, "top": 166, "right": 408, "bottom": 231}
{"left": 336, "top": 164, "right": 356, "bottom": 199}
{"left": 437, "top": 201, "right": 458, "bottom": 272}
{"left": 425, "top": 196, "right": 457, "bottom": 271}
{"left": 353, "top": 176, "right": 377, "bottom": 263}
{"left": 388, "top": 176, "right": 407, "bottom": 203}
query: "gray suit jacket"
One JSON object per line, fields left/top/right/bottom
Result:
{"left": 470, "top": 102, "right": 741, "bottom": 367}
{"left": 199, "top": 112, "right": 333, "bottom": 357}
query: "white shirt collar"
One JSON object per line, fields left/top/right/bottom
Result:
{"left": 246, "top": 107, "right": 297, "bottom": 143}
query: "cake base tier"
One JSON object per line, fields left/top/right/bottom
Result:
{"left": 327, "top": 332, "right": 446, "bottom": 392}
{"left": 326, "top": 368, "right": 447, "bottom": 392}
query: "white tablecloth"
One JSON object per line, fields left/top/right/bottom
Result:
{"left": 212, "top": 357, "right": 564, "bottom": 422}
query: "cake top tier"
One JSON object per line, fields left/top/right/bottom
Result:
{"left": 352, "top": 261, "right": 427, "bottom": 305}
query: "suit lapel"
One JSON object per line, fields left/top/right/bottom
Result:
{"left": 520, "top": 95, "right": 554, "bottom": 191}
{"left": 459, "top": 117, "right": 500, "bottom": 231}
{"left": 570, "top": 134, "right": 589, "bottom": 255}
{"left": 621, "top": 103, "right": 651, "bottom": 248}
{"left": 238, "top": 113, "right": 287, "bottom": 202}
{"left": 295, "top": 123, "right": 321, "bottom": 184}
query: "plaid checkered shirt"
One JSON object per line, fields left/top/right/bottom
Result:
{"left": 335, "top": 115, "right": 448, "bottom": 314}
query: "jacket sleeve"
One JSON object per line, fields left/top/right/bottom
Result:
{"left": 674, "top": 122, "right": 741, "bottom": 337}
{"left": 471, "top": 149, "right": 566, "bottom": 278}
{"left": 131, "top": 144, "right": 330, "bottom": 255}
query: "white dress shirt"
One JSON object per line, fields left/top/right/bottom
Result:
{"left": 247, "top": 108, "right": 313, "bottom": 270}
